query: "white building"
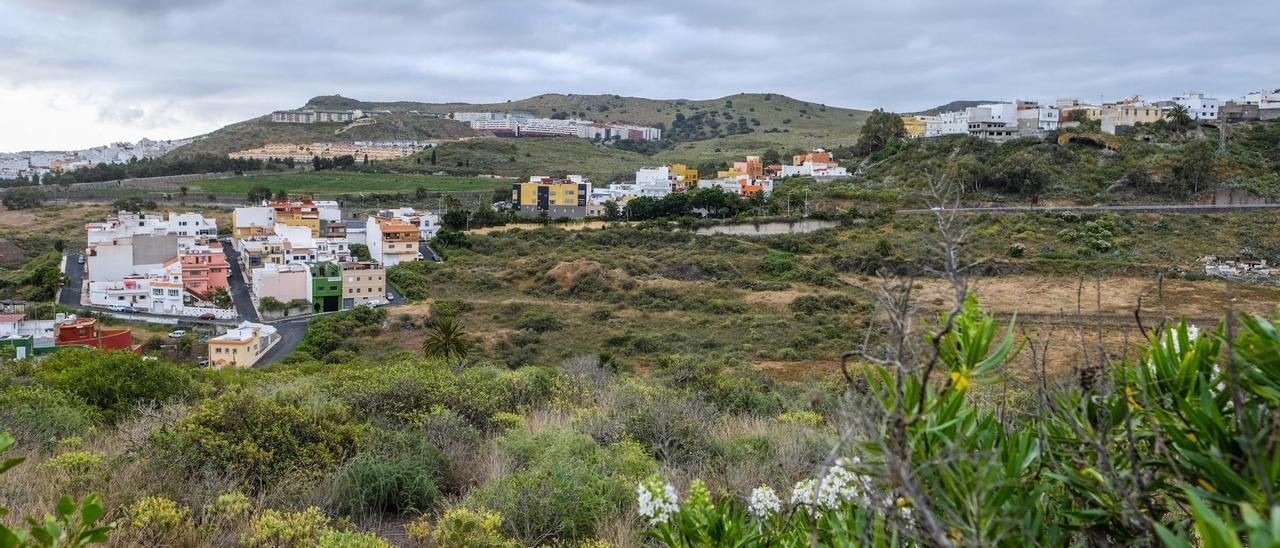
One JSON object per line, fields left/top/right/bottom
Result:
{"left": 232, "top": 207, "right": 276, "bottom": 241}
{"left": 967, "top": 103, "right": 1019, "bottom": 126}
{"left": 1172, "top": 93, "right": 1222, "bottom": 120}
{"left": 923, "top": 110, "right": 972, "bottom": 137}
{"left": 779, "top": 162, "right": 850, "bottom": 180}
{"left": 1243, "top": 90, "right": 1280, "bottom": 110}
{"left": 376, "top": 207, "right": 442, "bottom": 241}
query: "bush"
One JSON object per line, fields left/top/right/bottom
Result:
{"left": 466, "top": 427, "right": 655, "bottom": 544}
{"left": 515, "top": 311, "right": 564, "bottom": 333}
{"left": 0, "top": 385, "right": 99, "bottom": 448}
{"left": 36, "top": 349, "right": 194, "bottom": 421}
{"left": 406, "top": 507, "right": 520, "bottom": 548}
{"left": 125, "top": 496, "right": 193, "bottom": 545}
{"left": 242, "top": 507, "right": 331, "bottom": 547}
{"left": 154, "top": 392, "right": 364, "bottom": 489}
{"left": 330, "top": 433, "right": 447, "bottom": 518}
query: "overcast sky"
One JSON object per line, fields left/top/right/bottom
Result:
{"left": 2, "top": 0, "right": 1277, "bottom": 152}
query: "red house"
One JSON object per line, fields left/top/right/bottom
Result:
{"left": 56, "top": 317, "right": 140, "bottom": 353}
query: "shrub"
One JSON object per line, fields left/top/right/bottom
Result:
{"left": 36, "top": 349, "right": 194, "bottom": 421}
{"left": 330, "top": 434, "right": 447, "bottom": 518}
{"left": 0, "top": 385, "right": 99, "bottom": 447}
{"left": 41, "top": 450, "right": 106, "bottom": 491}
{"left": 204, "top": 491, "right": 253, "bottom": 520}
{"left": 242, "top": 507, "right": 331, "bottom": 547}
{"left": 316, "top": 530, "right": 393, "bottom": 548}
{"left": 125, "top": 496, "right": 193, "bottom": 544}
{"left": 489, "top": 411, "right": 526, "bottom": 432}
{"left": 467, "top": 428, "right": 655, "bottom": 544}
{"left": 515, "top": 312, "right": 565, "bottom": 333}
{"left": 406, "top": 507, "right": 520, "bottom": 548}
{"left": 154, "top": 392, "right": 364, "bottom": 489}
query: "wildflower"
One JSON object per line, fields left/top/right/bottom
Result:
{"left": 636, "top": 476, "right": 679, "bottom": 526}
{"left": 1125, "top": 385, "right": 1142, "bottom": 410}
{"left": 748, "top": 485, "right": 782, "bottom": 519}
{"left": 949, "top": 371, "right": 970, "bottom": 391}
{"left": 792, "top": 458, "right": 874, "bottom": 514}
{"left": 1197, "top": 478, "right": 1218, "bottom": 494}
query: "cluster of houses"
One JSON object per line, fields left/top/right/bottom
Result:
{"left": 506, "top": 149, "right": 848, "bottom": 218}
{"left": 84, "top": 211, "right": 237, "bottom": 319}
{"left": 902, "top": 89, "right": 1280, "bottom": 143}
{"left": 451, "top": 112, "right": 663, "bottom": 141}
{"left": 231, "top": 199, "right": 439, "bottom": 314}
{"left": 1199, "top": 256, "right": 1277, "bottom": 282}
{"left": 228, "top": 142, "right": 430, "bottom": 162}
{"left": 0, "top": 138, "right": 192, "bottom": 180}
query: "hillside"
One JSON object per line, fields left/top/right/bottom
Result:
{"left": 171, "top": 113, "right": 477, "bottom": 156}
{"left": 909, "top": 99, "right": 1000, "bottom": 115}
{"left": 170, "top": 93, "right": 873, "bottom": 167}
{"left": 373, "top": 137, "right": 654, "bottom": 182}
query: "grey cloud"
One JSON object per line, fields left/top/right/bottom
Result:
{"left": 2, "top": 0, "right": 1279, "bottom": 149}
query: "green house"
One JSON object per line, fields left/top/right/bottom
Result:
{"left": 309, "top": 262, "right": 343, "bottom": 313}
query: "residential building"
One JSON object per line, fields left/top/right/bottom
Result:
{"left": 720, "top": 156, "right": 764, "bottom": 179}
{"left": 669, "top": 164, "right": 699, "bottom": 189}
{"left": 367, "top": 217, "right": 420, "bottom": 266}
{"left": 208, "top": 322, "right": 278, "bottom": 368}
{"left": 779, "top": 149, "right": 850, "bottom": 180}
{"left": 179, "top": 245, "right": 230, "bottom": 296}
{"left": 968, "top": 121, "right": 1017, "bottom": 143}
{"left": 309, "top": 262, "right": 343, "bottom": 313}
{"left": 270, "top": 109, "right": 363, "bottom": 124}
{"left": 376, "top": 207, "right": 441, "bottom": 241}
{"left": 251, "top": 263, "right": 311, "bottom": 306}
{"left": 1101, "top": 104, "right": 1166, "bottom": 134}
{"left": 231, "top": 207, "right": 276, "bottom": 242}
{"left": 510, "top": 175, "right": 591, "bottom": 218}
{"left": 340, "top": 261, "right": 386, "bottom": 309}
{"left": 267, "top": 199, "right": 322, "bottom": 236}
{"left": 228, "top": 143, "right": 419, "bottom": 162}
{"left": 1172, "top": 93, "right": 1222, "bottom": 120}
{"left": 902, "top": 116, "right": 928, "bottom": 138}
{"left": 0, "top": 313, "right": 55, "bottom": 359}
{"left": 237, "top": 236, "right": 285, "bottom": 269}
{"left": 922, "top": 110, "right": 971, "bottom": 137}
{"left": 968, "top": 103, "right": 1019, "bottom": 126}
{"left": 55, "top": 316, "right": 139, "bottom": 352}
{"left": 455, "top": 112, "right": 662, "bottom": 141}
{"left": 698, "top": 174, "right": 774, "bottom": 195}
{"left": 1220, "top": 102, "right": 1261, "bottom": 123}
{"left": 86, "top": 234, "right": 179, "bottom": 283}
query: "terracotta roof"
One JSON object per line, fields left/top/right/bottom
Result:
{"left": 0, "top": 314, "right": 26, "bottom": 323}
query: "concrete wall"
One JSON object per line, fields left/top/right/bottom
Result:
{"left": 131, "top": 235, "right": 179, "bottom": 266}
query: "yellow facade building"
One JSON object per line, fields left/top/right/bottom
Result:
{"left": 511, "top": 176, "right": 590, "bottom": 218}
{"left": 902, "top": 116, "right": 927, "bottom": 138}
{"left": 669, "top": 164, "right": 699, "bottom": 189}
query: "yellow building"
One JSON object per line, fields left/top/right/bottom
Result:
{"left": 268, "top": 200, "right": 322, "bottom": 237}
{"left": 208, "top": 322, "right": 277, "bottom": 368}
{"left": 511, "top": 176, "right": 590, "bottom": 218}
{"left": 902, "top": 116, "right": 927, "bottom": 138}
{"left": 669, "top": 164, "right": 699, "bottom": 189}
{"left": 231, "top": 207, "right": 275, "bottom": 242}
{"left": 1105, "top": 104, "right": 1165, "bottom": 126}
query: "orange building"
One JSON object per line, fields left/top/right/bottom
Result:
{"left": 267, "top": 199, "right": 322, "bottom": 236}
{"left": 179, "top": 246, "right": 230, "bottom": 296}
{"left": 55, "top": 317, "right": 140, "bottom": 352}
{"left": 792, "top": 149, "right": 836, "bottom": 166}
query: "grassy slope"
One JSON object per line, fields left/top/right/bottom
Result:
{"left": 172, "top": 114, "right": 477, "bottom": 157}
{"left": 190, "top": 171, "right": 513, "bottom": 195}
{"left": 384, "top": 137, "right": 654, "bottom": 182}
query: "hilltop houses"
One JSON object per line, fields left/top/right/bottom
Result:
{"left": 452, "top": 112, "right": 662, "bottom": 141}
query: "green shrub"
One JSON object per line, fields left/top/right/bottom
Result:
{"left": 125, "top": 496, "right": 193, "bottom": 545}
{"left": 0, "top": 385, "right": 99, "bottom": 447}
{"left": 467, "top": 427, "right": 655, "bottom": 544}
{"left": 406, "top": 507, "right": 520, "bottom": 548}
{"left": 330, "top": 434, "right": 447, "bottom": 518}
{"left": 154, "top": 391, "right": 364, "bottom": 489}
{"left": 241, "top": 507, "right": 331, "bottom": 548}
{"left": 36, "top": 349, "right": 194, "bottom": 421}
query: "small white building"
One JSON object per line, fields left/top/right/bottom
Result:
{"left": 923, "top": 110, "right": 972, "bottom": 137}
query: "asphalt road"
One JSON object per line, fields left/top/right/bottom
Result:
{"left": 60, "top": 254, "right": 84, "bottom": 308}
{"left": 219, "top": 243, "right": 260, "bottom": 322}
{"left": 257, "top": 316, "right": 308, "bottom": 365}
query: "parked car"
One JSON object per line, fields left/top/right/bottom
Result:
{"left": 417, "top": 252, "right": 424, "bottom": 260}
{"left": 77, "top": 255, "right": 85, "bottom": 264}
{"left": 365, "top": 299, "right": 384, "bottom": 308}
{"left": 106, "top": 304, "right": 132, "bottom": 313}
{"left": 198, "top": 358, "right": 209, "bottom": 367}
{"left": 197, "top": 313, "right": 216, "bottom": 320}
{"left": 167, "top": 329, "right": 188, "bottom": 338}
{"left": 385, "top": 292, "right": 395, "bottom": 301}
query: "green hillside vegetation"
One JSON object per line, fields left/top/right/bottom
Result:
{"left": 172, "top": 114, "right": 476, "bottom": 157}
{"left": 190, "top": 171, "right": 512, "bottom": 196}
{"left": 372, "top": 137, "right": 656, "bottom": 182}
{"left": 818, "top": 120, "right": 1280, "bottom": 205}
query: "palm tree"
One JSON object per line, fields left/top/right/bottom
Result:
{"left": 421, "top": 317, "right": 471, "bottom": 362}
{"left": 1167, "top": 104, "right": 1194, "bottom": 130}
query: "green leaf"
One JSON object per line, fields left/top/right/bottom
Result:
{"left": 80, "top": 495, "right": 104, "bottom": 525}
{"left": 56, "top": 497, "right": 75, "bottom": 519}
{"left": 0, "top": 457, "right": 24, "bottom": 476}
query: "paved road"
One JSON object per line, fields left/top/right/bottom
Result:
{"left": 219, "top": 243, "right": 260, "bottom": 322}
{"left": 60, "top": 254, "right": 84, "bottom": 308}
{"left": 257, "top": 316, "right": 309, "bottom": 365}
{"left": 899, "top": 203, "right": 1280, "bottom": 215}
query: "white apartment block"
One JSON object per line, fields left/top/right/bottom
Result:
{"left": 376, "top": 207, "right": 442, "bottom": 241}
{"left": 923, "top": 110, "right": 972, "bottom": 137}
{"left": 1172, "top": 93, "right": 1222, "bottom": 120}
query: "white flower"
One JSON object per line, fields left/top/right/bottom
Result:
{"left": 636, "top": 478, "right": 679, "bottom": 526}
{"left": 792, "top": 458, "right": 874, "bottom": 514}
{"left": 748, "top": 485, "right": 782, "bottom": 518}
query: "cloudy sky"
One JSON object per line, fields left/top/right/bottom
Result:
{"left": 2, "top": 0, "right": 1277, "bottom": 152}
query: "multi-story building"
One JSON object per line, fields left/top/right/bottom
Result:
{"left": 779, "top": 149, "right": 849, "bottom": 180}
{"left": 968, "top": 121, "right": 1017, "bottom": 143}
{"left": 1101, "top": 104, "right": 1167, "bottom": 134}
{"left": 309, "top": 262, "right": 343, "bottom": 313}
{"left": 901, "top": 116, "right": 928, "bottom": 138}
{"left": 375, "top": 207, "right": 441, "bottom": 241}
{"left": 367, "top": 217, "right": 420, "bottom": 266}
{"left": 231, "top": 207, "right": 276, "bottom": 242}
{"left": 340, "top": 262, "right": 386, "bottom": 309}
{"left": 251, "top": 263, "right": 311, "bottom": 306}
{"left": 267, "top": 199, "right": 323, "bottom": 236}
{"left": 179, "top": 245, "right": 230, "bottom": 296}
{"left": 1172, "top": 93, "right": 1222, "bottom": 120}
{"left": 270, "top": 109, "right": 363, "bottom": 124}
{"left": 698, "top": 175, "right": 774, "bottom": 195}
{"left": 237, "top": 236, "right": 285, "bottom": 269}
{"left": 455, "top": 112, "right": 662, "bottom": 141}
{"left": 208, "top": 322, "right": 278, "bottom": 368}
{"left": 510, "top": 176, "right": 591, "bottom": 218}
{"left": 922, "top": 110, "right": 971, "bottom": 137}
{"left": 669, "top": 164, "right": 699, "bottom": 189}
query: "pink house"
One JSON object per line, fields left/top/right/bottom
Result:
{"left": 180, "top": 245, "right": 229, "bottom": 296}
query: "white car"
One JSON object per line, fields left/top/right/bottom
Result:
{"left": 168, "top": 329, "right": 188, "bottom": 338}
{"left": 365, "top": 299, "right": 384, "bottom": 308}
{"left": 106, "top": 304, "right": 132, "bottom": 313}
{"left": 385, "top": 292, "right": 395, "bottom": 301}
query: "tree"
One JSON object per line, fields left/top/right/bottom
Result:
{"left": 209, "top": 287, "right": 232, "bottom": 308}
{"left": 1167, "top": 104, "right": 1194, "bottom": 131}
{"left": 1065, "top": 109, "right": 1090, "bottom": 123}
{"left": 2, "top": 187, "right": 44, "bottom": 210}
{"left": 1169, "top": 139, "right": 1217, "bottom": 195}
{"left": 247, "top": 184, "right": 272, "bottom": 204}
{"left": 854, "top": 109, "right": 906, "bottom": 156}
{"left": 761, "top": 148, "right": 782, "bottom": 165}
{"left": 350, "top": 243, "right": 372, "bottom": 262}
{"left": 433, "top": 228, "right": 470, "bottom": 250}
{"left": 442, "top": 208, "right": 470, "bottom": 230}
{"left": 429, "top": 148, "right": 437, "bottom": 166}
{"left": 421, "top": 317, "right": 471, "bottom": 362}
{"left": 178, "top": 185, "right": 189, "bottom": 198}
{"left": 414, "top": 186, "right": 429, "bottom": 201}
{"left": 603, "top": 201, "right": 621, "bottom": 221}
{"left": 273, "top": 189, "right": 289, "bottom": 201}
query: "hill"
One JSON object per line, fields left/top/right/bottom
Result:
{"left": 171, "top": 93, "right": 874, "bottom": 170}
{"left": 909, "top": 100, "right": 1000, "bottom": 115}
